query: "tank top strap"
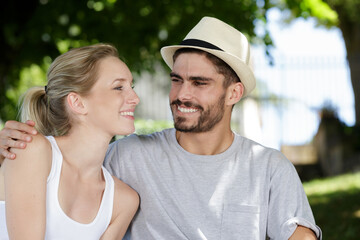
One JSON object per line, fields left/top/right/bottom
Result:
{"left": 96, "top": 166, "right": 114, "bottom": 226}
{"left": 45, "top": 136, "right": 63, "bottom": 183}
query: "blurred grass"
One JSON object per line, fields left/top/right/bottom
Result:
{"left": 303, "top": 172, "right": 360, "bottom": 239}
{"left": 114, "top": 119, "right": 173, "bottom": 140}
{"left": 134, "top": 119, "right": 173, "bottom": 135}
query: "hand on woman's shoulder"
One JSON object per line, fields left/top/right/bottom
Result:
{"left": 3, "top": 134, "right": 52, "bottom": 177}
{"left": 11, "top": 134, "right": 51, "bottom": 157}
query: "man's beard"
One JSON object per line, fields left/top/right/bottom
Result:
{"left": 170, "top": 93, "right": 226, "bottom": 133}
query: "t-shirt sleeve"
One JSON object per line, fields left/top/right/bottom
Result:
{"left": 104, "top": 139, "right": 124, "bottom": 179}
{"left": 267, "top": 151, "right": 322, "bottom": 239}
{"left": 103, "top": 134, "right": 143, "bottom": 183}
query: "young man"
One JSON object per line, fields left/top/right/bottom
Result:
{"left": 1, "top": 17, "right": 321, "bottom": 239}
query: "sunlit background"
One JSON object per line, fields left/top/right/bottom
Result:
{"left": 251, "top": 8, "right": 353, "bottom": 148}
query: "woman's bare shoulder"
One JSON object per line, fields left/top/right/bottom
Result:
{"left": 112, "top": 177, "right": 139, "bottom": 203}
{"left": 112, "top": 176, "right": 139, "bottom": 215}
{"left": 11, "top": 134, "right": 51, "bottom": 157}
{"left": 3, "top": 134, "right": 52, "bottom": 175}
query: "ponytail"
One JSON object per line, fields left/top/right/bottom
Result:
{"left": 19, "top": 87, "right": 53, "bottom": 136}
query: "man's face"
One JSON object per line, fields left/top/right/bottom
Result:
{"left": 169, "top": 52, "right": 227, "bottom": 133}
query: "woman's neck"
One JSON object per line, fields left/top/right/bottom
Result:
{"left": 55, "top": 126, "right": 112, "bottom": 181}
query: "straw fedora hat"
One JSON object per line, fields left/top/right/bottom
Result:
{"left": 161, "top": 16, "right": 256, "bottom": 97}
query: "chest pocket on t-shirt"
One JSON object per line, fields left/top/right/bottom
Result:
{"left": 221, "top": 204, "right": 260, "bottom": 240}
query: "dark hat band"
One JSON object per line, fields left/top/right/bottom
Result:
{"left": 180, "top": 39, "right": 223, "bottom": 51}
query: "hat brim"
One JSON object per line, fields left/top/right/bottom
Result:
{"left": 160, "top": 45, "right": 256, "bottom": 97}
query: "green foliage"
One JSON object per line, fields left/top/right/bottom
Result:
{"left": 302, "top": 0, "right": 338, "bottom": 23}
{"left": 278, "top": 0, "right": 338, "bottom": 26}
{"left": 304, "top": 172, "right": 360, "bottom": 239}
{"left": 0, "top": 0, "right": 273, "bottom": 122}
{"left": 5, "top": 59, "right": 50, "bottom": 120}
{"left": 134, "top": 119, "right": 173, "bottom": 135}
{"left": 112, "top": 119, "right": 173, "bottom": 141}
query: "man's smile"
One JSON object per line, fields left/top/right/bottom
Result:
{"left": 177, "top": 105, "right": 199, "bottom": 113}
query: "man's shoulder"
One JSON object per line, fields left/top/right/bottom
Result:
{"left": 235, "top": 134, "right": 277, "bottom": 154}
{"left": 235, "top": 134, "right": 288, "bottom": 164}
{"left": 104, "top": 128, "right": 175, "bottom": 169}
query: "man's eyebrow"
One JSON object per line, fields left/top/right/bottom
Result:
{"left": 170, "top": 72, "right": 213, "bottom": 81}
{"left": 170, "top": 72, "right": 182, "bottom": 80}
{"left": 189, "top": 76, "right": 213, "bottom": 81}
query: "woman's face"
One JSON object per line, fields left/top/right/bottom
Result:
{"left": 83, "top": 56, "right": 140, "bottom": 137}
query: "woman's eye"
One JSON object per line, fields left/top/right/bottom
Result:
{"left": 114, "top": 86, "right": 123, "bottom": 90}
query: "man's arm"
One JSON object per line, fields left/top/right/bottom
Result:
{"left": 267, "top": 151, "right": 321, "bottom": 239}
{"left": 0, "top": 120, "right": 37, "bottom": 161}
{"left": 289, "top": 226, "right": 317, "bottom": 240}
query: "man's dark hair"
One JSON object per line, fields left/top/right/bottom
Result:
{"left": 173, "top": 48, "right": 241, "bottom": 89}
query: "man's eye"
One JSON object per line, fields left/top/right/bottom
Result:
{"left": 194, "top": 81, "right": 206, "bottom": 86}
{"left": 171, "top": 78, "right": 181, "bottom": 83}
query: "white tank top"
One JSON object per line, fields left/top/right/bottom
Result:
{"left": 0, "top": 136, "right": 114, "bottom": 240}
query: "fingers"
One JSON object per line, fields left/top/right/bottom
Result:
{"left": 1, "top": 138, "right": 27, "bottom": 149}
{"left": 25, "top": 120, "right": 36, "bottom": 127}
{"left": 0, "top": 138, "right": 26, "bottom": 160}
{"left": 1, "top": 148, "right": 16, "bottom": 160}
{"left": 0, "top": 134, "right": 25, "bottom": 160}
{"left": 0, "top": 128, "right": 33, "bottom": 144}
{"left": 0, "top": 120, "right": 38, "bottom": 161}
{"left": 4, "top": 120, "right": 38, "bottom": 136}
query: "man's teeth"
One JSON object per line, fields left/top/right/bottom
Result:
{"left": 178, "top": 106, "right": 198, "bottom": 113}
{"left": 120, "top": 112, "right": 134, "bottom": 116}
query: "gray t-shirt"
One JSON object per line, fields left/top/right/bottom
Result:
{"left": 104, "top": 128, "right": 321, "bottom": 240}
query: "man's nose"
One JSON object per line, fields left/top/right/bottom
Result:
{"left": 177, "top": 82, "right": 193, "bottom": 102}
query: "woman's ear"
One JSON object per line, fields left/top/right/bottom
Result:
{"left": 226, "top": 82, "right": 244, "bottom": 106}
{"left": 66, "top": 92, "right": 87, "bottom": 115}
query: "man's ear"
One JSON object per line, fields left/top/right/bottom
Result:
{"left": 226, "top": 82, "right": 244, "bottom": 106}
{"left": 66, "top": 92, "right": 87, "bottom": 115}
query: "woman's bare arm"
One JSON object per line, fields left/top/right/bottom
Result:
{"left": 100, "top": 177, "right": 139, "bottom": 240}
{"left": 289, "top": 226, "right": 318, "bottom": 240}
{"left": 3, "top": 134, "right": 51, "bottom": 239}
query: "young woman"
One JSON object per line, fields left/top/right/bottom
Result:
{"left": 0, "top": 43, "right": 140, "bottom": 239}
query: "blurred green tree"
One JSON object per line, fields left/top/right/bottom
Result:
{"left": 0, "top": 0, "right": 273, "bottom": 121}
{"left": 278, "top": 0, "right": 360, "bottom": 125}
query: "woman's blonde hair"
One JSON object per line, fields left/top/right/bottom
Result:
{"left": 19, "top": 43, "right": 119, "bottom": 136}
